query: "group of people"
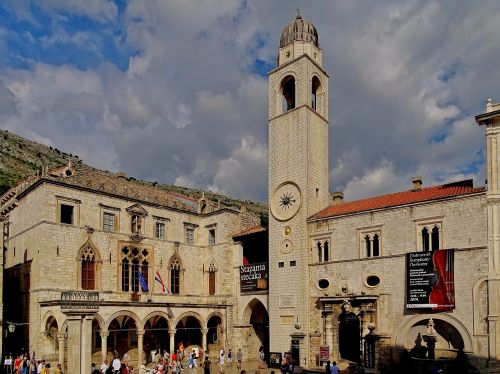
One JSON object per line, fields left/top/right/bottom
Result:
{"left": 13, "top": 353, "right": 63, "bottom": 374}
{"left": 96, "top": 351, "right": 141, "bottom": 374}
{"left": 12, "top": 353, "right": 63, "bottom": 374}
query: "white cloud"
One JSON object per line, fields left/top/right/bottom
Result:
{"left": 1, "top": 0, "right": 499, "bottom": 203}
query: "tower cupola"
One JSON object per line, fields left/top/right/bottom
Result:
{"left": 277, "top": 12, "right": 323, "bottom": 67}
{"left": 280, "top": 13, "right": 319, "bottom": 48}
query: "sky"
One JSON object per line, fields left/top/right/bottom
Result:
{"left": 0, "top": 0, "right": 499, "bottom": 203}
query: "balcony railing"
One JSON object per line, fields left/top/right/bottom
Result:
{"left": 60, "top": 291, "right": 99, "bottom": 312}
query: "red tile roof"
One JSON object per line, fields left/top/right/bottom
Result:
{"left": 232, "top": 224, "right": 267, "bottom": 239}
{"left": 310, "top": 179, "right": 485, "bottom": 220}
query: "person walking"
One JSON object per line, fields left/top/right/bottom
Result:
{"left": 227, "top": 350, "right": 232, "bottom": 367}
{"left": 203, "top": 355, "right": 211, "bottom": 374}
{"left": 54, "top": 364, "right": 63, "bottom": 374}
{"left": 258, "top": 347, "right": 265, "bottom": 369}
{"left": 236, "top": 349, "right": 242, "bottom": 370}
{"left": 219, "top": 350, "right": 225, "bottom": 373}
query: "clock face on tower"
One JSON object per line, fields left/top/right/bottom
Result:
{"left": 271, "top": 182, "right": 302, "bottom": 221}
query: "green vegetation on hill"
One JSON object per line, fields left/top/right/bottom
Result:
{"left": 0, "top": 129, "right": 80, "bottom": 195}
{"left": 0, "top": 129, "right": 268, "bottom": 218}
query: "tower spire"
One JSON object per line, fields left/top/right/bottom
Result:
{"left": 296, "top": 7, "right": 301, "bottom": 18}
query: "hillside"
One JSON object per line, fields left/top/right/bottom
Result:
{"left": 0, "top": 129, "right": 267, "bottom": 217}
{"left": 0, "top": 129, "right": 80, "bottom": 195}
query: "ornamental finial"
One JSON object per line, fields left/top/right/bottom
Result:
{"left": 296, "top": 8, "right": 301, "bottom": 18}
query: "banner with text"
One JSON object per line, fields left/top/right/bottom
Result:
{"left": 240, "top": 262, "right": 268, "bottom": 293}
{"left": 406, "top": 249, "right": 455, "bottom": 310}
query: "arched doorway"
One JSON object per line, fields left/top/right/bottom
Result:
{"left": 175, "top": 315, "right": 202, "bottom": 355}
{"left": 42, "top": 315, "right": 60, "bottom": 362}
{"left": 207, "top": 315, "right": 224, "bottom": 356}
{"left": 244, "top": 299, "right": 269, "bottom": 363}
{"left": 144, "top": 315, "right": 170, "bottom": 363}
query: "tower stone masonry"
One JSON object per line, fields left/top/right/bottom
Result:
{"left": 268, "top": 14, "right": 330, "bottom": 364}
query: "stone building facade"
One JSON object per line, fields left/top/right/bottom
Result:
{"left": 1, "top": 164, "right": 269, "bottom": 371}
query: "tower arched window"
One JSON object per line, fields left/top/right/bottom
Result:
{"left": 323, "top": 241, "right": 329, "bottom": 262}
{"left": 121, "top": 246, "right": 150, "bottom": 292}
{"left": 317, "top": 242, "right": 322, "bottom": 262}
{"left": 431, "top": 226, "right": 440, "bottom": 251}
{"left": 312, "top": 76, "right": 320, "bottom": 110}
{"left": 281, "top": 75, "right": 296, "bottom": 112}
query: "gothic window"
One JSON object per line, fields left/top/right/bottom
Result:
{"left": 317, "top": 240, "right": 330, "bottom": 262}
{"left": 311, "top": 76, "right": 320, "bottom": 111}
{"left": 208, "top": 261, "right": 217, "bottom": 295}
{"left": 323, "top": 241, "right": 329, "bottom": 261}
{"left": 431, "top": 226, "right": 440, "bottom": 251}
{"left": 78, "top": 239, "right": 101, "bottom": 290}
{"left": 81, "top": 247, "right": 96, "bottom": 290}
{"left": 170, "top": 256, "right": 182, "bottom": 295}
{"left": 360, "top": 230, "right": 382, "bottom": 257}
{"left": 122, "top": 258, "right": 130, "bottom": 292}
{"left": 417, "top": 221, "right": 442, "bottom": 252}
{"left": 422, "top": 227, "right": 430, "bottom": 252}
{"left": 121, "top": 246, "right": 150, "bottom": 292}
{"left": 281, "top": 75, "right": 296, "bottom": 112}
{"left": 373, "top": 234, "right": 380, "bottom": 256}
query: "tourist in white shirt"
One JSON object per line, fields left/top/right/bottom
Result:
{"left": 112, "top": 357, "right": 121, "bottom": 373}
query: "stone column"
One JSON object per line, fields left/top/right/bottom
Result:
{"left": 66, "top": 315, "right": 82, "bottom": 374}
{"left": 137, "top": 330, "right": 145, "bottom": 367}
{"left": 57, "top": 333, "right": 65, "bottom": 368}
{"left": 81, "top": 315, "right": 93, "bottom": 373}
{"left": 169, "top": 329, "right": 176, "bottom": 357}
{"left": 325, "top": 314, "right": 334, "bottom": 360}
{"left": 202, "top": 329, "right": 208, "bottom": 354}
{"left": 100, "top": 331, "right": 109, "bottom": 362}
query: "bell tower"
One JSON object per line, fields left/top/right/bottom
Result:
{"left": 268, "top": 13, "right": 330, "bottom": 363}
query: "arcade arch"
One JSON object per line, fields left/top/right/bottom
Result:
{"left": 175, "top": 314, "right": 203, "bottom": 354}
{"left": 394, "top": 314, "right": 472, "bottom": 353}
{"left": 143, "top": 313, "right": 171, "bottom": 363}
{"left": 243, "top": 299, "right": 269, "bottom": 360}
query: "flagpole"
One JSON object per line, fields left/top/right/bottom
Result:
{"left": 150, "top": 271, "right": 155, "bottom": 300}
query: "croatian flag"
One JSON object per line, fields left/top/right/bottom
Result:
{"left": 155, "top": 271, "right": 170, "bottom": 294}
{"left": 138, "top": 271, "right": 149, "bottom": 292}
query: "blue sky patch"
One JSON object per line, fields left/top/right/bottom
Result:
{"left": 0, "top": 2, "right": 132, "bottom": 71}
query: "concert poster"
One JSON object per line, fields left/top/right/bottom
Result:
{"left": 406, "top": 249, "right": 455, "bottom": 310}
